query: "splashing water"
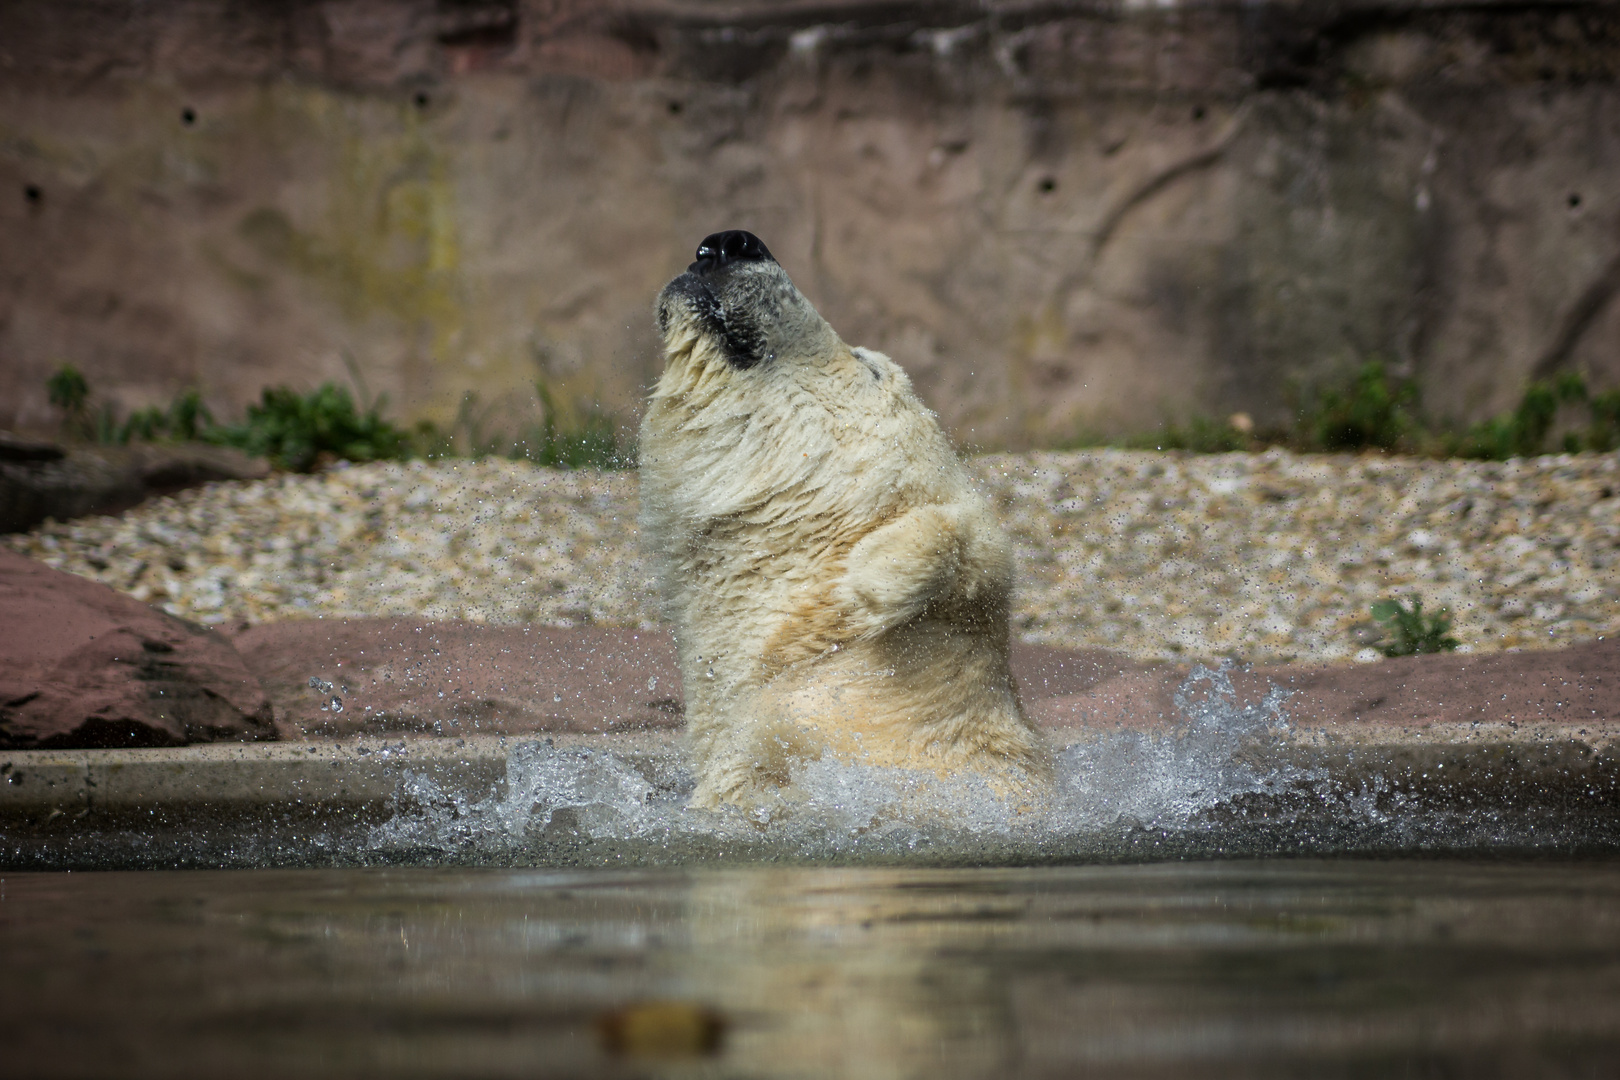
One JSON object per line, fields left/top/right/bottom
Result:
{"left": 371, "top": 742, "right": 675, "bottom": 853}
{"left": 1050, "top": 661, "right": 1300, "bottom": 831}
{"left": 369, "top": 662, "right": 1316, "bottom": 862}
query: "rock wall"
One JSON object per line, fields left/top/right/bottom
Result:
{"left": 3, "top": 0, "right": 1619, "bottom": 446}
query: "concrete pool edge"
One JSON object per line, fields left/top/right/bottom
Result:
{"left": 3, "top": 722, "right": 1615, "bottom": 819}
{"left": 0, "top": 733, "right": 673, "bottom": 817}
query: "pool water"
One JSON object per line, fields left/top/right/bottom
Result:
{"left": 3, "top": 859, "right": 1618, "bottom": 1078}
{"left": 6, "top": 660, "right": 1617, "bottom": 1075}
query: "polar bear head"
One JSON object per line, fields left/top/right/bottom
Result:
{"left": 645, "top": 228, "right": 926, "bottom": 514}
{"left": 655, "top": 230, "right": 841, "bottom": 373}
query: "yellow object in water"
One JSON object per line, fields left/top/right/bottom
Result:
{"left": 596, "top": 1000, "right": 725, "bottom": 1059}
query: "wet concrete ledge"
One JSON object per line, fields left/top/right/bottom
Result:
{"left": 1, "top": 720, "right": 1614, "bottom": 821}
{"left": 0, "top": 733, "right": 670, "bottom": 818}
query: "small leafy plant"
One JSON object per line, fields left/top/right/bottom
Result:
{"left": 211, "top": 383, "right": 408, "bottom": 472}
{"left": 45, "top": 364, "right": 90, "bottom": 416}
{"left": 1453, "top": 372, "right": 1588, "bottom": 460}
{"left": 1299, "top": 360, "right": 1418, "bottom": 452}
{"left": 46, "top": 363, "right": 148, "bottom": 444}
{"left": 41, "top": 368, "right": 631, "bottom": 472}
{"left": 1587, "top": 387, "right": 1620, "bottom": 452}
{"left": 118, "top": 387, "right": 215, "bottom": 444}
{"left": 45, "top": 364, "right": 95, "bottom": 440}
{"left": 1369, "top": 596, "right": 1460, "bottom": 657}
{"left": 1076, "top": 364, "right": 1620, "bottom": 460}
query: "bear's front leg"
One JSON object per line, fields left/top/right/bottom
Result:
{"left": 835, "top": 500, "right": 1011, "bottom": 639}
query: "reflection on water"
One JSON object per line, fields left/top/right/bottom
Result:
{"left": 3, "top": 860, "right": 1618, "bottom": 1078}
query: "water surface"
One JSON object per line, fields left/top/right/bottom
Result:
{"left": 4, "top": 860, "right": 1618, "bottom": 1077}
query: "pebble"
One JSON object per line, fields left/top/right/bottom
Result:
{"left": 6, "top": 449, "right": 1618, "bottom": 665}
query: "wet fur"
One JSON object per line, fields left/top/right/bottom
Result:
{"left": 640, "top": 241, "right": 1048, "bottom": 810}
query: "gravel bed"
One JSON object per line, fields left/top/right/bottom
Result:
{"left": 6, "top": 450, "right": 1619, "bottom": 665}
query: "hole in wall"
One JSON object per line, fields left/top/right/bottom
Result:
{"left": 181, "top": 107, "right": 196, "bottom": 125}
{"left": 1192, "top": 105, "right": 1206, "bottom": 121}
{"left": 414, "top": 91, "right": 431, "bottom": 109}
{"left": 668, "top": 100, "right": 683, "bottom": 115}
{"left": 1038, "top": 177, "right": 1056, "bottom": 194}
{"left": 23, "top": 184, "right": 41, "bottom": 205}
{"left": 1568, "top": 192, "right": 1582, "bottom": 209}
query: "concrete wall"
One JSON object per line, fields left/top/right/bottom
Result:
{"left": 3, "top": 0, "right": 1619, "bottom": 447}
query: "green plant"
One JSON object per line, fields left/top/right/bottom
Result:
{"left": 46, "top": 364, "right": 129, "bottom": 444}
{"left": 1586, "top": 387, "right": 1620, "bottom": 453}
{"left": 1299, "top": 361, "right": 1417, "bottom": 452}
{"left": 37, "top": 366, "right": 632, "bottom": 470}
{"left": 46, "top": 364, "right": 90, "bottom": 415}
{"left": 1081, "top": 366, "right": 1620, "bottom": 461}
{"left": 1454, "top": 372, "right": 1589, "bottom": 459}
{"left": 165, "top": 387, "right": 214, "bottom": 441}
{"left": 118, "top": 388, "right": 215, "bottom": 444}
{"left": 1369, "top": 596, "right": 1460, "bottom": 657}
{"left": 47, "top": 367, "right": 217, "bottom": 446}
{"left": 45, "top": 364, "right": 93, "bottom": 439}
{"left": 211, "top": 383, "right": 409, "bottom": 472}
{"left": 118, "top": 405, "right": 167, "bottom": 444}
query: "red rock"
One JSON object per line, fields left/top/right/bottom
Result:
{"left": 1030, "top": 640, "right": 1620, "bottom": 736}
{"left": 228, "top": 619, "right": 685, "bottom": 739}
{"left": 230, "top": 620, "right": 1169, "bottom": 740}
{"left": 234, "top": 617, "right": 1618, "bottom": 743}
{"left": 0, "top": 549, "right": 276, "bottom": 748}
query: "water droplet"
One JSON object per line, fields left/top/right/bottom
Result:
{"left": 329, "top": 696, "right": 343, "bottom": 713}
{"left": 706, "top": 668, "right": 715, "bottom": 679}
{"left": 646, "top": 676, "right": 658, "bottom": 692}
{"left": 553, "top": 693, "right": 562, "bottom": 702}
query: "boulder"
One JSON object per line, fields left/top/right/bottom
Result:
{"left": 0, "top": 549, "right": 276, "bottom": 748}
{"left": 0, "top": 436, "right": 268, "bottom": 534}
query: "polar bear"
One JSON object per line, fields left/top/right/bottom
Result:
{"left": 639, "top": 230, "right": 1048, "bottom": 810}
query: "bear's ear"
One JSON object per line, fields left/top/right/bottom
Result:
{"left": 851, "top": 346, "right": 900, "bottom": 381}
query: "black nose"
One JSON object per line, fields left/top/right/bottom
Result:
{"left": 690, "top": 230, "right": 774, "bottom": 274}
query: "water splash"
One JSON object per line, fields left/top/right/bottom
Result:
{"left": 370, "top": 741, "right": 683, "bottom": 854}
{"left": 1048, "top": 660, "right": 1301, "bottom": 831}
{"left": 369, "top": 662, "right": 1319, "bottom": 861}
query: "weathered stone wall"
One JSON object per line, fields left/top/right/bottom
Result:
{"left": 3, "top": 0, "right": 1619, "bottom": 446}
